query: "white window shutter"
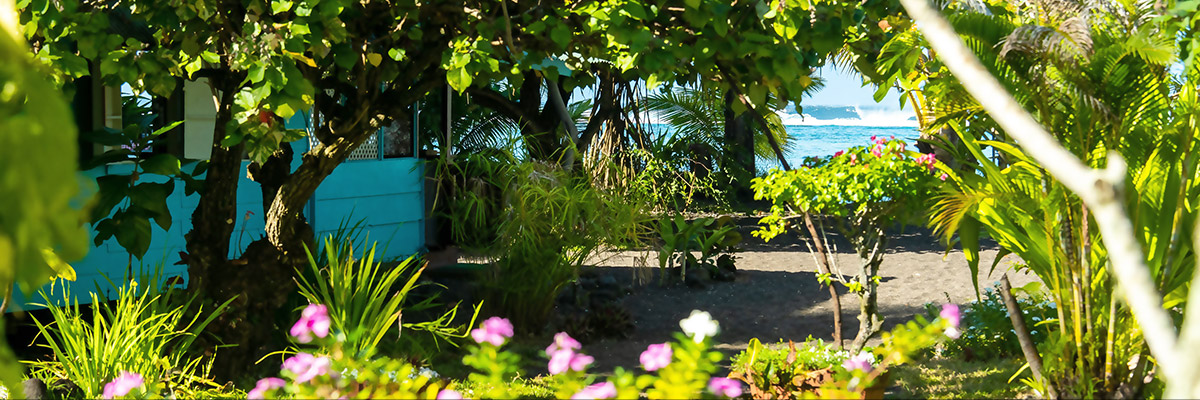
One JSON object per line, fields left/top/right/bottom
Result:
{"left": 183, "top": 79, "right": 217, "bottom": 160}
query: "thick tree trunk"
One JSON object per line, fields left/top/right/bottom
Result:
{"left": 184, "top": 79, "right": 243, "bottom": 298}
{"left": 207, "top": 132, "right": 368, "bottom": 377}
{"left": 264, "top": 136, "right": 360, "bottom": 257}
{"left": 723, "top": 92, "right": 756, "bottom": 201}
{"left": 248, "top": 142, "right": 295, "bottom": 218}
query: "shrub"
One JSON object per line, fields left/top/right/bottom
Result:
{"left": 923, "top": 282, "right": 1058, "bottom": 361}
{"left": 753, "top": 137, "right": 944, "bottom": 350}
{"left": 483, "top": 162, "right": 645, "bottom": 331}
{"left": 295, "top": 236, "right": 476, "bottom": 361}
{"left": 27, "top": 274, "right": 231, "bottom": 399}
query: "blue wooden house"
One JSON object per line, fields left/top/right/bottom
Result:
{"left": 10, "top": 77, "right": 432, "bottom": 310}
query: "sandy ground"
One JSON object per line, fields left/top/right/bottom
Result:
{"left": 580, "top": 216, "right": 1038, "bottom": 372}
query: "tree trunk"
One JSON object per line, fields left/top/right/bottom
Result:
{"left": 184, "top": 78, "right": 243, "bottom": 298}
{"left": 849, "top": 258, "right": 882, "bottom": 352}
{"left": 850, "top": 232, "right": 886, "bottom": 352}
{"left": 203, "top": 129, "right": 368, "bottom": 380}
{"left": 803, "top": 213, "right": 843, "bottom": 349}
{"left": 723, "top": 91, "right": 755, "bottom": 201}
{"left": 1001, "top": 274, "right": 1057, "bottom": 398}
{"left": 248, "top": 142, "right": 295, "bottom": 219}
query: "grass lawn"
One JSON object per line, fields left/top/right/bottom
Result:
{"left": 887, "top": 357, "right": 1030, "bottom": 399}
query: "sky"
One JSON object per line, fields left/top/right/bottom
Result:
{"left": 802, "top": 66, "right": 903, "bottom": 108}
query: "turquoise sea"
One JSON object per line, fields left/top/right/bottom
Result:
{"left": 778, "top": 125, "right": 919, "bottom": 168}
{"left": 644, "top": 104, "right": 922, "bottom": 172}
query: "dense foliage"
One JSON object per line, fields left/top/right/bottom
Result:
{"left": 864, "top": 0, "right": 1200, "bottom": 396}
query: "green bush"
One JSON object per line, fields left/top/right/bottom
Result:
{"left": 296, "top": 236, "right": 475, "bottom": 361}
{"left": 27, "top": 273, "right": 231, "bottom": 398}
{"left": 922, "top": 282, "right": 1058, "bottom": 361}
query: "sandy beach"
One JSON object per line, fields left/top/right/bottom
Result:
{"left": 579, "top": 216, "right": 1038, "bottom": 372}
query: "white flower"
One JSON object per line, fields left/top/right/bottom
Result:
{"left": 679, "top": 310, "right": 720, "bottom": 343}
{"left": 945, "top": 326, "right": 962, "bottom": 339}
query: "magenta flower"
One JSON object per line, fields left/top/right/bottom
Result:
{"left": 842, "top": 351, "right": 875, "bottom": 373}
{"left": 915, "top": 153, "right": 938, "bottom": 172}
{"left": 471, "top": 317, "right": 514, "bottom": 346}
{"left": 548, "top": 348, "right": 594, "bottom": 375}
{"left": 639, "top": 343, "right": 673, "bottom": 371}
{"left": 833, "top": 150, "right": 845, "bottom": 158}
{"left": 570, "top": 353, "right": 594, "bottom": 371}
{"left": 941, "top": 303, "right": 963, "bottom": 339}
{"left": 290, "top": 303, "right": 331, "bottom": 343}
{"left": 571, "top": 381, "right": 617, "bottom": 399}
{"left": 437, "top": 389, "right": 465, "bottom": 399}
{"left": 283, "top": 352, "right": 332, "bottom": 383}
{"left": 870, "top": 144, "right": 884, "bottom": 158}
{"left": 548, "top": 348, "right": 574, "bottom": 375}
{"left": 102, "top": 371, "right": 144, "bottom": 399}
{"left": 940, "top": 303, "right": 961, "bottom": 327}
{"left": 708, "top": 377, "right": 743, "bottom": 398}
{"left": 247, "top": 377, "right": 286, "bottom": 399}
{"left": 869, "top": 135, "right": 877, "bottom": 143}
{"left": 546, "top": 332, "right": 582, "bottom": 354}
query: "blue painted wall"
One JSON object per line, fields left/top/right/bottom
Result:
{"left": 11, "top": 114, "right": 426, "bottom": 311}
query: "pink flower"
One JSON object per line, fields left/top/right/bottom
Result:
{"left": 548, "top": 348, "right": 594, "bottom": 375}
{"left": 471, "top": 317, "right": 514, "bottom": 346}
{"left": 940, "top": 303, "right": 962, "bottom": 327}
{"left": 546, "top": 332, "right": 582, "bottom": 355}
{"left": 102, "top": 372, "right": 144, "bottom": 399}
{"left": 283, "top": 352, "right": 332, "bottom": 383}
{"left": 940, "top": 173, "right": 949, "bottom": 181}
{"left": 842, "top": 351, "right": 875, "bottom": 373}
{"left": 570, "top": 353, "right": 595, "bottom": 371}
{"left": 708, "top": 377, "right": 743, "bottom": 398}
{"left": 571, "top": 382, "right": 617, "bottom": 399}
{"left": 548, "top": 348, "right": 574, "bottom": 374}
{"left": 639, "top": 343, "right": 673, "bottom": 371}
{"left": 941, "top": 303, "right": 963, "bottom": 338}
{"left": 915, "top": 153, "right": 938, "bottom": 172}
{"left": 849, "top": 153, "right": 858, "bottom": 165}
{"left": 871, "top": 144, "right": 884, "bottom": 157}
{"left": 247, "top": 377, "right": 286, "bottom": 399}
{"left": 833, "top": 150, "right": 844, "bottom": 158}
{"left": 290, "top": 303, "right": 331, "bottom": 343}
{"left": 437, "top": 389, "right": 465, "bottom": 399}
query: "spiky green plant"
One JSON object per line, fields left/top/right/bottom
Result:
{"left": 296, "top": 237, "right": 476, "bottom": 360}
{"left": 27, "top": 275, "right": 231, "bottom": 398}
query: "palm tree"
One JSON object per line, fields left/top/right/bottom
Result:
{"left": 641, "top": 85, "right": 813, "bottom": 189}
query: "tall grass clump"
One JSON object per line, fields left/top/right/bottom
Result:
{"left": 485, "top": 162, "right": 645, "bottom": 331}
{"left": 296, "top": 236, "right": 476, "bottom": 360}
{"left": 27, "top": 273, "right": 231, "bottom": 398}
{"left": 436, "top": 155, "right": 645, "bottom": 332}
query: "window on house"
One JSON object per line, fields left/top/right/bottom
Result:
{"left": 73, "top": 70, "right": 186, "bottom": 166}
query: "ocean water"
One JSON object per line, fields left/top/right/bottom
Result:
{"left": 643, "top": 104, "right": 921, "bottom": 171}
{"left": 777, "top": 125, "right": 919, "bottom": 168}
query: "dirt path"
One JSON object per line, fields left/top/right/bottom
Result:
{"left": 581, "top": 217, "right": 1037, "bottom": 372}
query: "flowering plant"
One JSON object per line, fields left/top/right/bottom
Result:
{"left": 752, "top": 137, "right": 946, "bottom": 351}
{"left": 454, "top": 309, "right": 737, "bottom": 400}
{"left": 731, "top": 304, "right": 963, "bottom": 399}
